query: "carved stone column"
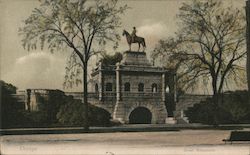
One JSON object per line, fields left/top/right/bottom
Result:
{"left": 113, "top": 64, "right": 125, "bottom": 123}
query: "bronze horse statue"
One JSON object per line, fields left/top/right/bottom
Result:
{"left": 122, "top": 30, "right": 146, "bottom": 52}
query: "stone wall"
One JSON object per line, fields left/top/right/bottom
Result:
{"left": 120, "top": 73, "right": 162, "bottom": 93}
{"left": 13, "top": 89, "right": 211, "bottom": 124}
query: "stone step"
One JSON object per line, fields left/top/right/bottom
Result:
{"left": 176, "top": 117, "right": 189, "bottom": 124}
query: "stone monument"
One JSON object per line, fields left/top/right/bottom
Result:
{"left": 90, "top": 50, "right": 176, "bottom": 124}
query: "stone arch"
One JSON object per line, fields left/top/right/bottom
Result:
{"left": 138, "top": 83, "right": 144, "bottom": 92}
{"left": 129, "top": 107, "right": 152, "bottom": 124}
{"left": 126, "top": 103, "right": 158, "bottom": 124}
{"left": 95, "top": 83, "right": 98, "bottom": 93}
{"left": 124, "top": 82, "right": 130, "bottom": 92}
{"left": 151, "top": 83, "right": 157, "bottom": 92}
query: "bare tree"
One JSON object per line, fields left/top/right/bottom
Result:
{"left": 19, "top": 0, "right": 128, "bottom": 130}
{"left": 153, "top": 0, "right": 246, "bottom": 124}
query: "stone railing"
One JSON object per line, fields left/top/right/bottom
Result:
{"left": 65, "top": 92, "right": 99, "bottom": 100}
{"left": 174, "top": 94, "right": 212, "bottom": 119}
{"left": 176, "top": 94, "right": 212, "bottom": 111}
{"left": 121, "top": 92, "right": 161, "bottom": 98}
{"left": 11, "top": 94, "right": 26, "bottom": 102}
{"left": 88, "top": 93, "right": 99, "bottom": 99}
{"left": 120, "top": 65, "right": 165, "bottom": 73}
{"left": 103, "top": 92, "right": 116, "bottom": 97}
{"left": 102, "top": 92, "right": 116, "bottom": 101}
{"left": 121, "top": 92, "right": 162, "bottom": 101}
{"left": 65, "top": 92, "right": 163, "bottom": 101}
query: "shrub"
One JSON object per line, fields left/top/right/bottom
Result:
{"left": 1, "top": 80, "right": 26, "bottom": 128}
{"left": 57, "top": 100, "right": 111, "bottom": 127}
{"left": 185, "top": 91, "right": 250, "bottom": 124}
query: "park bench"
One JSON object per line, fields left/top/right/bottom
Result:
{"left": 223, "top": 131, "right": 250, "bottom": 144}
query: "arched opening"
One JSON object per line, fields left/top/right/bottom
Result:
{"left": 138, "top": 83, "right": 144, "bottom": 92}
{"left": 95, "top": 83, "right": 98, "bottom": 93}
{"left": 124, "top": 82, "right": 130, "bottom": 92}
{"left": 129, "top": 107, "right": 152, "bottom": 124}
{"left": 166, "top": 85, "right": 170, "bottom": 93}
{"left": 152, "top": 83, "right": 157, "bottom": 92}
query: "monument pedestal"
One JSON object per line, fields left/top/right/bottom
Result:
{"left": 120, "top": 51, "right": 152, "bottom": 66}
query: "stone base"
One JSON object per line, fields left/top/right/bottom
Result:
{"left": 120, "top": 51, "right": 152, "bottom": 66}
{"left": 113, "top": 100, "right": 168, "bottom": 124}
{"left": 112, "top": 118, "right": 125, "bottom": 124}
{"left": 165, "top": 117, "right": 177, "bottom": 124}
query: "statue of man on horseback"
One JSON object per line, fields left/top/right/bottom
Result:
{"left": 122, "top": 27, "right": 146, "bottom": 52}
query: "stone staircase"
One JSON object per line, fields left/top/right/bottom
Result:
{"left": 174, "top": 94, "right": 211, "bottom": 124}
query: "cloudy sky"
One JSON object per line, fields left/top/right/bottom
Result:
{"left": 0, "top": 0, "right": 246, "bottom": 92}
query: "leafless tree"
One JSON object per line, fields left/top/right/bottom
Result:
{"left": 19, "top": 0, "right": 128, "bottom": 130}
{"left": 153, "top": 0, "right": 246, "bottom": 124}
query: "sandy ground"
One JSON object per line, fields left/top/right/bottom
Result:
{"left": 1, "top": 130, "right": 250, "bottom": 155}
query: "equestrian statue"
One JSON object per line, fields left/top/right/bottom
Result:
{"left": 122, "top": 27, "right": 146, "bottom": 52}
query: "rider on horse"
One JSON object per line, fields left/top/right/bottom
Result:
{"left": 122, "top": 28, "right": 146, "bottom": 52}
{"left": 131, "top": 27, "right": 137, "bottom": 42}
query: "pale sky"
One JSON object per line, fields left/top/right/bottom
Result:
{"left": 0, "top": 0, "right": 247, "bottom": 92}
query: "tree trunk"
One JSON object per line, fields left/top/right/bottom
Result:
{"left": 212, "top": 77, "right": 219, "bottom": 126}
{"left": 83, "top": 62, "right": 89, "bottom": 131}
{"left": 246, "top": 0, "right": 250, "bottom": 104}
{"left": 212, "top": 93, "right": 219, "bottom": 126}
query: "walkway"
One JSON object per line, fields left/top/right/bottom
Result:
{"left": 1, "top": 129, "right": 250, "bottom": 155}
